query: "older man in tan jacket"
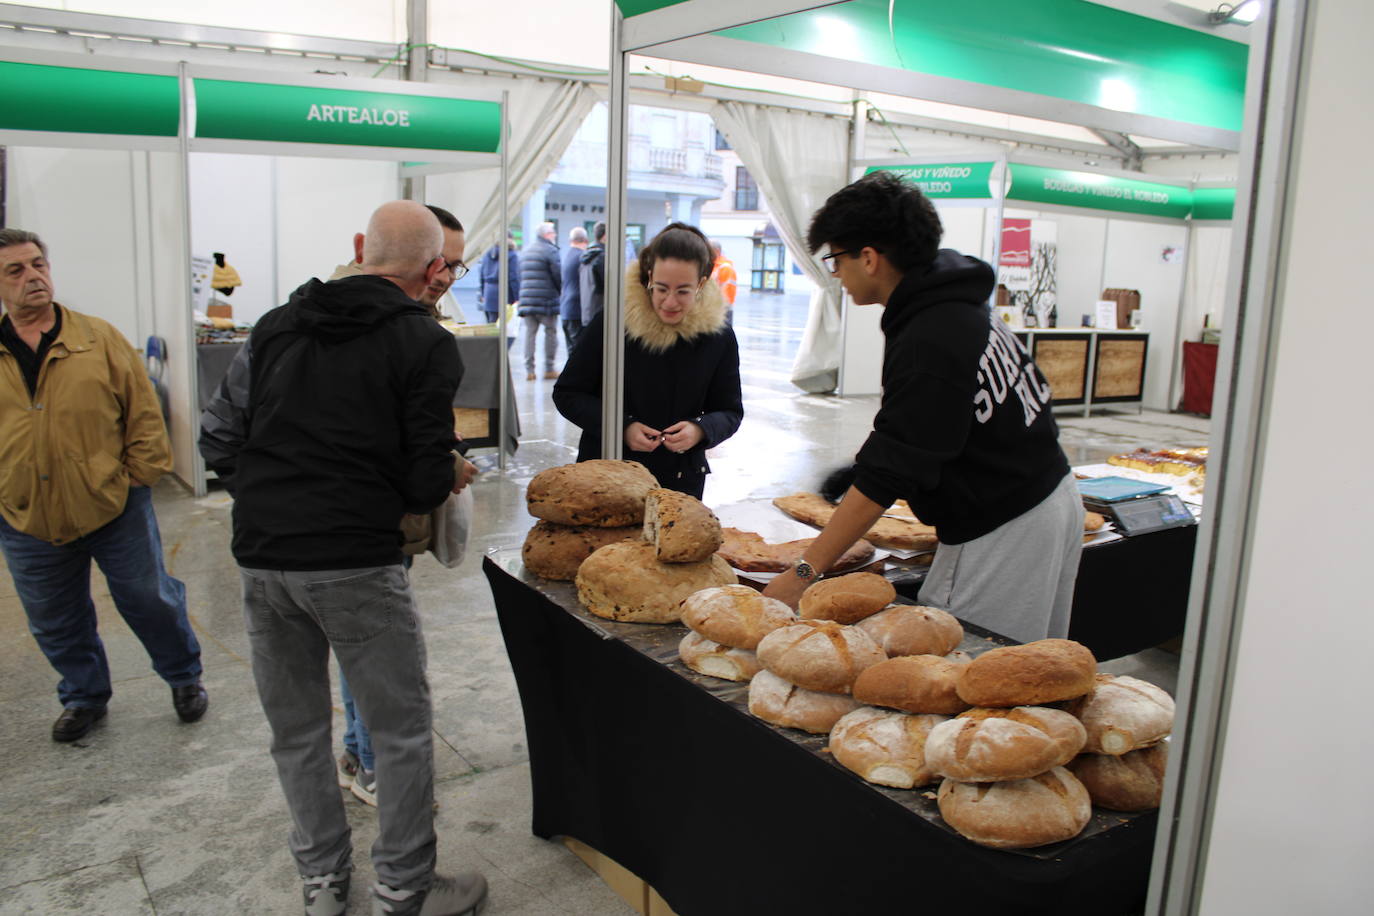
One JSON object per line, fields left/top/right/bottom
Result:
{"left": 0, "top": 228, "right": 205, "bottom": 742}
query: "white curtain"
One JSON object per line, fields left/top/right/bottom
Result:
{"left": 424, "top": 75, "right": 600, "bottom": 258}
{"left": 710, "top": 101, "right": 852, "bottom": 393}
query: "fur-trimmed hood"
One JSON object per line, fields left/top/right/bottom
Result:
{"left": 623, "top": 261, "right": 729, "bottom": 353}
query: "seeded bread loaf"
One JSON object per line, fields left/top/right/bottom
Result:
{"left": 797, "top": 572, "right": 895, "bottom": 625}
{"left": 856, "top": 605, "right": 964, "bottom": 657}
{"left": 937, "top": 767, "right": 1092, "bottom": 849}
{"left": 755, "top": 620, "right": 887, "bottom": 694}
{"left": 679, "top": 584, "right": 796, "bottom": 650}
{"left": 575, "top": 540, "right": 736, "bottom": 624}
{"left": 747, "top": 669, "right": 861, "bottom": 733}
{"left": 925, "top": 706, "right": 1087, "bottom": 782}
{"left": 677, "top": 631, "right": 762, "bottom": 682}
{"left": 1067, "top": 741, "right": 1168, "bottom": 811}
{"left": 828, "top": 707, "right": 948, "bottom": 789}
{"left": 1064, "top": 674, "right": 1175, "bottom": 755}
{"left": 956, "top": 639, "right": 1097, "bottom": 707}
{"left": 852, "top": 655, "right": 970, "bottom": 715}
{"left": 643, "top": 488, "right": 723, "bottom": 563}
{"left": 527, "top": 460, "right": 658, "bottom": 527}
{"left": 522, "top": 521, "right": 641, "bottom": 581}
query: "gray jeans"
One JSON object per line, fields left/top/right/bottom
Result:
{"left": 240, "top": 565, "right": 435, "bottom": 890}
{"left": 522, "top": 313, "right": 558, "bottom": 374}
{"left": 918, "top": 473, "right": 1083, "bottom": 644}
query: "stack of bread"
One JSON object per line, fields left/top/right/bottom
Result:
{"left": 1064, "top": 674, "right": 1175, "bottom": 812}
{"left": 574, "top": 488, "right": 735, "bottom": 624}
{"left": 923, "top": 639, "right": 1101, "bottom": 849}
{"left": 746, "top": 572, "right": 892, "bottom": 734}
{"left": 677, "top": 585, "right": 795, "bottom": 682}
{"left": 522, "top": 460, "right": 657, "bottom": 581}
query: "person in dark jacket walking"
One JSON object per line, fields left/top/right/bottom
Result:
{"left": 198, "top": 201, "right": 486, "bottom": 916}
{"left": 518, "top": 222, "right": 562, "bottom": 380}
{"left": 579, "top": 220, "right": 606, "bottom": 326}
{"left": 478, "top": 233, "right": 519, "bottom": 325}
{"left": 559, "top": 226, "right": 588, "bottom": 352}
{"left": 762, "top": 172, "right": 1078, "bottom": 644}
{"left": 554, "top": 222, "right": 742, "bottom": 499}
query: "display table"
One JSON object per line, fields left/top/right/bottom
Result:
{"left": 485, "top": 553, "right": 1160, "bottom": 916}
{"left": 1013, "top": 329, "right": 1149, "bottom": 416}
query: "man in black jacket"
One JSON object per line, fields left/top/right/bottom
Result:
{"left": 199, "top": 201, "right": 485, "bottom": 916}
{"left": 763, "top": 173, "right": 1081, "bottom": 644}
{"left": 517, "top": 221, "right": 561, "bottom": 380}
{"left": 578, "top": 220, "right": 606, "bottom": 326}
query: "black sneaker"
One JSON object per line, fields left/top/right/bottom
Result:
{"left": 52, "top": 705, "right": 106, "bottom": 742}
{"left": 171, "top": 682, "right": 208, "bottom": 722}
{"left": 303, "top": 870, "right": 350, "bottom": 916}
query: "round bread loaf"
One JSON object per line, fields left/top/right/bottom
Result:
{"left": 937, "top": 767, "right": 1092, "bottom": 849}
{"left": 1067, "top": 741, "right": 1168, "bottom": 811}
{"left": 925, "top": 706, "right": 1087, "bottom": 782}
{"left": 798, "top": 572, "right": 895, "bottom": 625}
{"left": 677, "top": 631, "right": 762, "bottom": 682}
{"left": 856, "top": 605, "right": 964, "bottom": 657}
{"left": 643, "top": 488, "right": 723, "bottom": 563}
{"left": 755, "top": 620, "right": 887, "bottom": 694}
{"left": 575, "top": 540, "right": 736, "bottom": 624}
{"left": 852, "top": 655, "right": 970, "bottom": 715}
{"left": 679, "top": 584, "right": 795, "bottom": 650}
{"left": 955, "top": 639, "right": 1097, "bottom": 707}
{"left": 522, "top": 521, "right": 642, "bottom": 580}
{"left": 945, "top": 650, "right": 973, "bottom": 665}
{"left": 527, "top": 460, "right": 658, "bottom": 527}
{"left": 747, "top": 669, "right": 860, "bottom": 734}
{"left": 1064, "top": 674, "right": 1175, "bottom": 755}
{"left": 828, "top": 707, "right": 948, "bottom": 789}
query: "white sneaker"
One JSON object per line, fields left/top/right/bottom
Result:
{"left": 371, "top": 871, "right": 488, "bottom": 916}
{"left": 350, "top": 769, "right": 377, "bottom": 808}
{"left": 304, "top": 871, "right": 350, "bottom": 916}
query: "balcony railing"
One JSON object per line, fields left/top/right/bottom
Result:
{"left": 649, "top": 146, "right": 688, "bottom": 173}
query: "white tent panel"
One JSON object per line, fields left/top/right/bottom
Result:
{"left": 144, "top": 150, "right": 194, "bottom": 487}
{"left": 8, "top": 0, "right": 405, "bottom": 43}
{"left": 431, "top": 0, "right": 613, "bottom": 71}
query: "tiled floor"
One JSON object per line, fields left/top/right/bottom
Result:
{"left": 0, "top": 290, "right": 1199, "bottom": 913}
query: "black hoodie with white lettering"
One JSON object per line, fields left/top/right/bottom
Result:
{"left": 852, "top": 249, "right": 1068, "bottom": 544}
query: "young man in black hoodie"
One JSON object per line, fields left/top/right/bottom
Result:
{"left": 763, "top": 172, "right": 1081, "bottom": 644}
{"left": 199, "top": 201, "right": 485, "bottom": 916}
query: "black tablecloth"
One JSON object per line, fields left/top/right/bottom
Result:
{"left": 485, "top": 555, "right": 1159, "bottom": 916}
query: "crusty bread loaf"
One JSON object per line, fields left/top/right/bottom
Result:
{"left": 677, "top": 631, "right": 762, "bottom": 682}
{"left": 937, "top": 767, "right": 1092, "bottom": 849}
{"left": 747, "top": 669, "right": 861, "bottom": 733}
{"left": 643, "top": 488, "right": 723, "bottom": 563}
{"left": 527, "top": 460, "right": 658, "bottom": 527}
{"left": 522, "top": 521, "right": 642, "bottom": 580}
{"left": 1064, "top": 674, "right": 1175, "bottom": 754}
{"left": 772, "top": 492, "right": 939, "bottom": 551}
{"left": 717, "top": 528, "right": 876, "bottom": 574}
{"left": 679, "top": 584, "right": 795, "bottom": 650}
{"left": 1084, "top": 511, "right": 1107, "bottom": 532}
{"left": 828, "top": 707, "right": 948, "bottom": 789}
{"left": 856, "top": 605, "right": 964, "bottom": 657}
{"left": 1067, "top": 741, "right": 1168, "bottom": 811}
{"left": 956, "top": 639, "right": 1097, "bottom": 707}
{"left": 755, "top": 620, "right": 887, "bottom": 694}
{"left": 575, "top": 540, "right": 736, "bottom": 624}
{"left": 797, "top": 572, "right": 896, "bottom": 625}
{"left": 945, "top": 650, "right": 973, "bottom": 665}
{"left": 925, "top": 707, "right": 1087, "bottom": 782}
{"left": 852, "top": 655, "right": 970, "bottom": 715}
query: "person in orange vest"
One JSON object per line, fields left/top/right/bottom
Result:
{"left": 710, "top": 239, "right": 738, "bottom": 326}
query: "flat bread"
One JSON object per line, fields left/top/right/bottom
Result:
{"left": 772, "top": 492, "right": 939, "bottom": 552}
{"left": 717, "top": 527, "right": 875, "bottom": 574}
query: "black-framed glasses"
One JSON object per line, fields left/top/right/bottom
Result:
{"left": 820, "top": 249, "right": 855, "bottom": 271}
{"left": 441, "top": 257, "right": 469, "bottom": 280}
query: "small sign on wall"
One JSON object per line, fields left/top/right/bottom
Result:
{"left": 1095, "top": 300, "right": 1119, "bottom": 329}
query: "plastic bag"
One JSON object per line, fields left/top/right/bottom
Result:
{"left": 429, "top": 486, "right": 473, "bottom": 568}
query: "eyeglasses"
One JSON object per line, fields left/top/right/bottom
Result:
{"left": 646, "top": 283, "right": 700, "bottom": 302}
{"left": 820, "top": 249, "right": 855, "bottom": 272}
{"left": 440, "top": 257, "right": 468, "bottom": 280}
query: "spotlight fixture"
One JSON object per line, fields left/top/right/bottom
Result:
{"left": 1208, "top": 1, "right": 1261, "bottom": 24}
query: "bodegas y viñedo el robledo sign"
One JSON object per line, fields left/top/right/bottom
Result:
{"left": 864, "top": 163, "right": 996, "bottom": 199}
{"left": 191, "top": 79, "right": 501, "bottom": 153}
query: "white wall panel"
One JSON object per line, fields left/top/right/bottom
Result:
{"left": 1100, "top": 219, "right": 1188, "bottom": 410}
{"left": 188, "top": 152, "right": 277, "bottom": 326}
{"left": 144, "top": 150, "right": 194, "bottom": 488}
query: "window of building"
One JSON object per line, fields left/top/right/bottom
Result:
{"left": 734, "top": 167, "right": 759, "bottom": 210}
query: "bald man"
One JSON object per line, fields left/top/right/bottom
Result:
{"left": 199, "top": 200, "right": 486, "bottom": 916}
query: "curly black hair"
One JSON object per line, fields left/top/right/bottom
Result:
{"left": 637, "top": 221, "right": 714, "bottom": 286}
{"left": 806, "top": 171, "right": 943, "bottom": 272}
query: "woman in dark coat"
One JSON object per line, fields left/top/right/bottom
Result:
{"left": 553, "top": 222, "right": 743, "bottom": 499}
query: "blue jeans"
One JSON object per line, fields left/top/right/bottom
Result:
{"left": 0, "top": 485, "right": 202, "bottom": 708}
{"left": 339, "top": 670, "right": 374, "bottom": 772}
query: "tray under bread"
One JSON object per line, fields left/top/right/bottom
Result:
{"left": 488, "top": 545, "right": 1156, "bottom": 861}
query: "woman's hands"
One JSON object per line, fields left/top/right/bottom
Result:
{"left": 625, "top": 420, "right": 704, "bottom": 454}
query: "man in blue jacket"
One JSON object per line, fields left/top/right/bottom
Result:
{"left": 199, "top": 201, "right": 485, "bottom": 916}
{"left": 517, "top": 221, "right": 561, "bottom": 380}
{"left": 559, "top": 226, "right": 588, "bottom": 353}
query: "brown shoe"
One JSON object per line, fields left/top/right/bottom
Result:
{"left": 543, "top": 371, "right": 559, "bottom": 380}
{"left": 525, "top": 372, "right": 536, "bottom": 381}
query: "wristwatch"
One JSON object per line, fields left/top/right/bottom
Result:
{"left": 793, "top": 561, "right": 821, "bottom": 583}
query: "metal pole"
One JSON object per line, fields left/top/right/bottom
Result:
{"left": 601, "top": 6, "right": 629, "bottom": 460}
{"left": 1167, "top": 216, "right": 1197, "bottom": 412}
{"left": 497, "top": 90, "right": 510, "bottom": 472}
{"left": 403, "top": 0, "right": 427, "bottom": 202}
{"left": 178, "top": 62, "right": 206, "bottom": 496}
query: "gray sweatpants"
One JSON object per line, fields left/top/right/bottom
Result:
{"left": 240, "top": 564, "right": 436, "bottom": 891}
{"left": 918, "top": 473, "right": 1083, "bottom": 644}
{"left": 522, "top": 313, "right": 559, "bottom": 374}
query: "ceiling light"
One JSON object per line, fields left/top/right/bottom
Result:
{"left": 1208, "top": 1, "right": 1262, "bottom": 25}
